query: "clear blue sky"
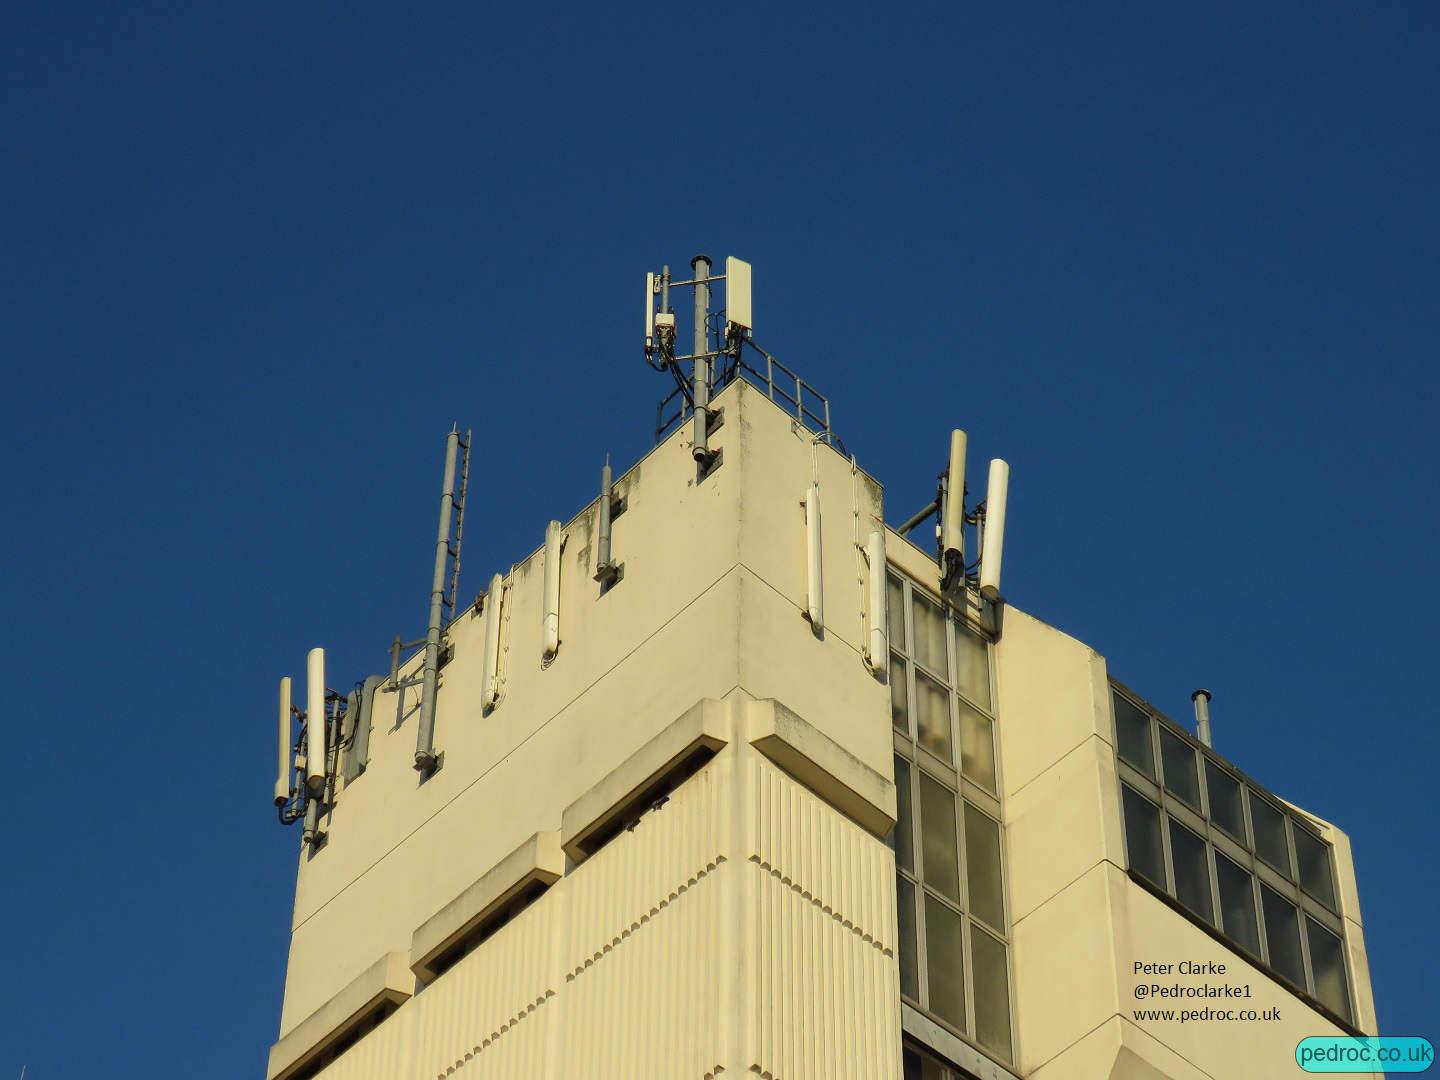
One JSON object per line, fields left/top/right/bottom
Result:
{"left": 2, "top": 3, "right": 1435, "bottom": 1075}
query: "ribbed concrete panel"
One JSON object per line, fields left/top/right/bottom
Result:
{"left": 751, "top": 861, "right": 901, "bottom": 1079}
{"left": 753, "top": 755, "right": 897, "bottom": 955}
{"left": 313, "top": 1008, "right": 415, "bottom": 1080}
{"left": 412, "top": 890, "right": 556, "bottom": 1079}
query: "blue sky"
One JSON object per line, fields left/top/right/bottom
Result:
{"left": 2, "top": 3, "right": 1435, "bottom": 1075}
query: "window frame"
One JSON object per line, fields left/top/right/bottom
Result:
{"left": 889, "top": 572, "right": 1014, "bottom": 1067}
{"left": 1110, "top": 681, "right": 1353, "bottom": 1028}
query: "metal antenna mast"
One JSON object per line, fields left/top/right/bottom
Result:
{"left": 690, "top": 254, "right": 712, "bottom": 461}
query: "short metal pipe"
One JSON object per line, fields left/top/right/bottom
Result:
{"left": 1192, "top": 689, "right": 1213, "bottom": 748}
{"left": 596, "top": 459, "right": 613, "bottom": 573}
{"left": 897, "top": 499, "right": 940, "bottom": 536}
{"left": 416, "top": 429, "right": 460, "bottom": 772}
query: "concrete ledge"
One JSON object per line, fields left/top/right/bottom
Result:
{"left": 410, "top": 830, "right": 565, "bottom": 983}
{"left": 746, "top": 698, "right": 896, "bottom": 838}
{"left": 267, "top": 951, "right": 412, "bottom": 1080}
{"left": 561, "top": 699, "right": 730, "bottom": 861}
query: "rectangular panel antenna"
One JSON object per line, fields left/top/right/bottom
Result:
{"left": 726, "top": 257, "right": 752, "bottom": 331}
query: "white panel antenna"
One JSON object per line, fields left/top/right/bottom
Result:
{"left": 305, "top": 648, "right": 326, "bottom": 795}
{"left": 979, "top": 459, "right": 1009, "bottom": 601}
{"left": 644, "top": 271, "right": 656, "bottom": 354}
{"left": 941, "top": 430, "right": 967, "bottom": 562}
{"left": 542, "top": 521, "right": 562, "bottom": 661}
{"left": 805, "top": 483, "right": 824, "bottom": 632}
{"left": 725, "top": 257, "right": 753, "bottom": 332}
{"left": 866, "top": 529, "right": 887, "bottom": 672}
{"left": 481, "top": 573, "right": 504, "bottom": 708}
{"left": 274, "top": 676, "right": 292, "bottom": 806}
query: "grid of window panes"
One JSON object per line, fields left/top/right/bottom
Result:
{"left": 888, "top": 573, "right": 1012, "bottom": 1064}
{"left": 1112, "top": 684, "right": 1352, "bottom": 1024}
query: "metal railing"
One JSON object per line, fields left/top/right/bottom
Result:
{"left": 655, "top": 348, "right": 835, "bottom": 446}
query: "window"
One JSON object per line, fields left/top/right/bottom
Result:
{"left": 1112, "top": 684, "right": 1352, "bottom": 1025}
{"left": 889, "top": 573, "right": 1012, "bottom": 1065}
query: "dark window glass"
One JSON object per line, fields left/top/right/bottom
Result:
{"left": 903, "top": 1047, "right": 923, "bottom": 1080}
{"left": 954, "top": 626, "right": 990, "bottom": 711}
{"left": 918, "top": 773, "right": 960, "bottom": 903}
{"left": 958, "top": 697, "right": 996, "bottom": 793}
{"left": 1261, "top": 884, "right": 1306, "bottom": 988}
{"left": 924, "top": 894, "right": 966, "bottom": 1030}
{"left": 893, "top": 757, "right": 914, "bottom": 874}
{"left": 915, "top": 670, "right": 952, "bottom": 762}
{"left": 890, "top": 654, "right": 909, "bottom": 735}
{"left": 1294, "top": 827, "right": 1336, "bottom": 910}
{"left": 1205, "top": 761, "right": 1246, "bottom": 842}
{"left": 897, "top": 874, "right": 919, "bottom": 1000}
{"left": 1158, "top": 725, "right": 1201, "bottom": 811}
{"left": 1122, "top": 784, "right": 1166, "bottom": 888}
{"left": 887, "top": 576, "right": 906, "bottom": 654}
{"left": 913, "top": 593, "right": 948, "bottom": 677}
{"left": 1251, "top": 795, "right": 1291, "bottom": 877}
{"left": 971, "top": 923, "right": 1013, "bottom": 1060}
{"left": 1306, "top": 917, "right": 1352, "bottom": 1023}
{"left": 1169, "top": 819, "right": 1214, "bottom": 925}
{"left": 1215, "top": 852, "right": 1261, "bottom": 958}
{"left": 963, "top": 801, "right": 1005, "bottom": 931}
{"left": 1113, "top": 691, "right": 1155, "bottom": 778}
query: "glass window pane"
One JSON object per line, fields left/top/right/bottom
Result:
{"left": 893, "top": 757, "right": 914, "bottom": 874}
{"left": 1261, "top": 884, "right": 1306, "bottom": 988}
{"left": 958, "top": 698, "right": 996, "bottom": 793}
{"left": 897, "top": 875, "right": 919, "bottom": 1000}
{"left": 902, "top": 1047, "right": 923, "bottom": 1080}
{"left": 1122, "top": 784, "right": 1166, "bottom": 888}
{"left": 1294, "top": 828, "right": 1336, "bottom": 910}
{"left": 1205, "top": 761, "right": 1246, "bottom": 843}
{"left": 919, "top": 773, "right": 961, "bottom": 902}
{"left": 1158, "top": 725, "right": 1201, "bottom": 811}
{"left": 1169, "top": 819, "right": 1214, "bottom": 925}
{"left": 1306, "top": 917, "right": 1352, "bottom": 1023}
{"left": 1113, "top": 691, "right": 1155, "bottom": 779}
{"left": 964, "top": 802, "right": 1005, "bottom": 930}
{"left": 1250, "top": 795, "right": 1292, "bottom": 877}
{"left": 890, "top": 654, "right": 909, "bottom": 735}
{"left": 971, "top": 924, "right": 1013, "bottom": 1061}
{"left": 954, "top": 626, "right": 990, "bottom": 711}
{"left": 887, "top": 576, "right": 906, "bottom": 654}
{"left": 1215, "top": 852, "right": 1261, "bottom": 958}
{"left": 916, "top": 670, "right": 953, "bottom": 763}
{"left": 913, "top": 593, "right": 948, "bottom": 677}
{"left": 923, "top": 894, "right": 966, "bottom": 1030}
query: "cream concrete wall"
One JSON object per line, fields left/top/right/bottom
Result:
{"left": 276, "top": 381, "right": 899, "bottom": 1053}
{"left": 277, "top": 705, "right": 900, "bottom": 1080}
{"left": 996, "top": 605, "right": 1379, "bottom": 1080}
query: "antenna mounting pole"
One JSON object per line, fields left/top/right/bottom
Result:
{"left": 691, "top": 254, "right": 712, "bottom": 462}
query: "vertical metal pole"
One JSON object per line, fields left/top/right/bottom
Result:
{"left": 596, "top": 457, "right": 613, "bottom": 572}
{"left": 660, "top": 266, "right": 671, "bottom": 316}
{"left": 416, "top": 428, "right": 459, "bottom": 773}
{"left": 1192, "top": 689, "right": 1213, "bottom": 748}
{"left": 691, "top": 254, "right": 711, "bottom": 461}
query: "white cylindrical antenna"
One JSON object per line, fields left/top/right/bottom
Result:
{"left": 1192, "top": 689, "right": 1213, "bottom": 748}
{"left": 274, "top": 676, "right": 293, "bottom": 806}
{"left": 542, "top": 520, "right": 562, "bottom": 661}
{"left": 941, "top": 429, "right": 967, "bottom": 563}
{"left": 866, "top": 529, "right": 887, "bottom": 671}
{"left": 305, "top": 648, "right": 326, "bottom": 796}
{"left": 645, "top": 271, "right": 655, "bottom": 353}
{"left": 482, "top": 572, "right": 504, "bottom": 708}
{"left": 805, "top": 482, "right": 824, "bottom": 632}
{"left": 979, "top": 459, "right": 1010, "bottom": 601}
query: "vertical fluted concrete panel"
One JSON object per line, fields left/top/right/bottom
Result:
{"left": 748, "top": 756, "right": 902, "bottom": 1079}
{"left": 314, "top": 1007, "right": 414, "bottom": 1080}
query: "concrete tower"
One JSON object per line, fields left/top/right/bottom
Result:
{"left": 266, "top": 260, "right": 1377, "bottom": 1080}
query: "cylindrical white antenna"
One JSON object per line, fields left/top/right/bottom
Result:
{"left": 482, "top": 572, "right": 504, "bottom": 708}
{"left": 941, "top": 429, "right": 967, "bottom": 565}
{"left": 1192, "top": 689, "right": 1213, "bottom": 748}
{"left": 305, "top": 648, "right": 326, "bottom": 796}
{"left": 644, "top": 271, "right": 655, "bottom": 353}
{"left": 867, "top": 529, "right": 887, "bottom": 671}
{"left": 542, "top": 520, "right": 562, "bottom": 661}
{"left": 979, "top": 459, "right": 1010, "bottom": 601}
{"left": 274, "top": 676, "right": 292, "bottom": 806}
{"left": 805, "top": 482, "right": 824, "bottom": 632}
